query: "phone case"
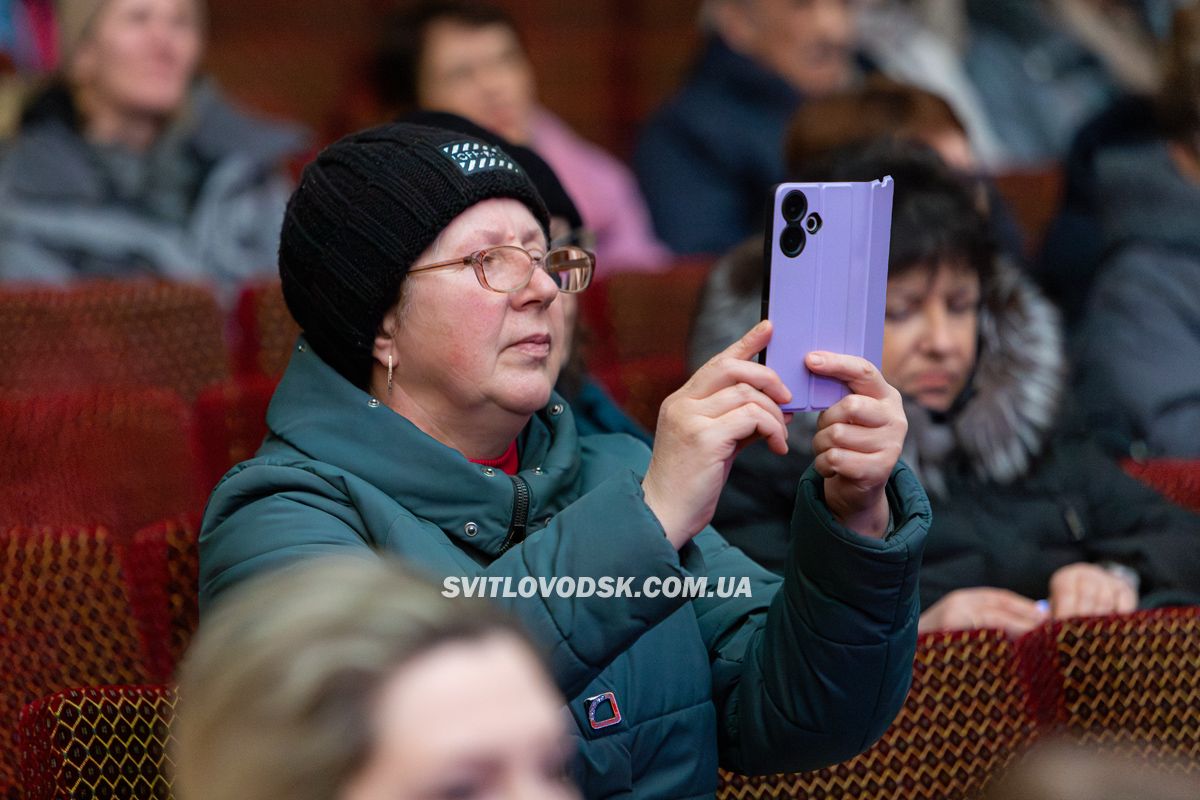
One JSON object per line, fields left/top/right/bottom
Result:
{"left": 759, "top": 177, "right": 894, "bottom": 412}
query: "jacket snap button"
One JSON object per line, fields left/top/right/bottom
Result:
{"left": 464, "top": 522, "right": 479, "bottom": 537}
{"left": 550, "top": 403, "right": 564, "bottom": 416}
{"left": 532, "top": 466, "right": 544, "bottom": 475}
{"left": 367, "top": 398, "right": 380, "bottom": 408}
{"left": 297, "top": 343, "right": 306, "bottom": 352}
{"left": 482, "top": 467, "right": 495, "bottom": 477}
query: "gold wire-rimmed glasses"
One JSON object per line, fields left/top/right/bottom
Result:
{"left": 408, "top": 245, "right": 595, "bottom": 293}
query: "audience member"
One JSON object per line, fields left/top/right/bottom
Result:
{"left": 856, "top": 0, "right": 1008, "bottom": 168}
{"left": 1070, "top": 5, "right": 1200, "bottom": 457}
{"left": 374, "top": 1, "right": 670, "bottom": 273}
{"left": 689, "top": 143, "right": 1200, "bottom": 635}
{"left": 199, "top": 121, "right": 931, "bottom": 796}
{"left": 688, "top": 79, "right": 1021, "bottom": 369}
{"left": 175, "top": 558, "right": 578, "bottom": 800}
{"left": 634, "top": 0, "right": 861, "bottom": 255}
{"left": 0, "top": 0, "right": 308, "bottom": 303}
{"left": 963, "top": 0, "right": 1160, "bottom": 167}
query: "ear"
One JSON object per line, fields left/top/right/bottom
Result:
{"left": 371, "top": 307, "right": 400, "bottom": 366}
{"left": 710, "top": 0, "right": 758, "bottom": 54}
{"left": 68, "top": 43, "right": 97, "bottom": 87}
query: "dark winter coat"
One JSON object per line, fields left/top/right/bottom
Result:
{"left": 691, "top": 248, "right": 1200, "bottom": 609}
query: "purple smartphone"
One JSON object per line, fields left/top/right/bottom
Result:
{"left": 759, "top": 177, "right": 894, "bottom": 412}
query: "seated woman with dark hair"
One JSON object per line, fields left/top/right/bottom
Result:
{"left": 690, "top": 143, "right": 1200, "bottom": 635}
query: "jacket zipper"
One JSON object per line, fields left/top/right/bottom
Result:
{"left": 499, "top": 475, "right": 530, "bottom": 554}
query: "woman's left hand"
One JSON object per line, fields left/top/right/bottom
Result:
{"left": 807, "top": 352, "right": 908, "bottom": 540}
{"left": 1048, "top": 562, "right": 1139, "bottom": 619}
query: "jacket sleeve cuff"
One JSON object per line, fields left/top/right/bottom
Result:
{"left": 786, "top": 460, "right": 930, "bottom": 645}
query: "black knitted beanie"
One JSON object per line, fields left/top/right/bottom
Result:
{"left": 278, "top": 122, "right": 550, "bottom": 387}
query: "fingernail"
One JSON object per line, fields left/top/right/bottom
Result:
{"left": 808, "top": 354, "right": 824, "bottom": 366}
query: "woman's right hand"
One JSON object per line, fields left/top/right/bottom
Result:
{"left": 918, "top": 588, "right": 1049, "bottom": 637}
{"left": 642, "top": 321, "right": 792, "bottom": 549}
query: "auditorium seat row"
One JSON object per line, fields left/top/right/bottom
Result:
{"left": 14, "top": 608, "right": 1200, "bottom": 800}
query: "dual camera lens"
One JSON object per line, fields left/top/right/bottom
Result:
{"left": 779, "top": 190, "right": 823, "bottom": 258}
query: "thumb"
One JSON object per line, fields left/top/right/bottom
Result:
{"left": 721, "top": 319, "right": 773, "bottom": 362}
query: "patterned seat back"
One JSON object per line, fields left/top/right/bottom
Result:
{"left": 578, "top": 260, "right": 712, "bottom": 429}
{"left": 717, "top": 630, "right": 1043, "bottom": 800}
{"left": 192, "top": 376, "right": 277, "bottom": 493}
{"left": 126, "top": 516, "right": 202, "bottom": 683}
{"left": 0, "top": 389, "right": 206, "bottom": 536}
{"left": 232, "top": 280, "right": 298, "bottom": 378}
{"left": 20, "top": 685, "right": 176, "bottom": 800}
{"left": 1, "top": 527, "right": 151, "bottom": 799}
{"left": 1045, "top": 608, "right": 1200, "bottom": 772}
{"left": 0, "top": 282, "right": 229, "bottom": 402}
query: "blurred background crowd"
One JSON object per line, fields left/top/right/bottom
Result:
{"left": 4, "top": 0, "right": 1200, "bottom": 798}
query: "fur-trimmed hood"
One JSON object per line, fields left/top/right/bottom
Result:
{"left": 690, "top": 243, "right": 1067, "bottom": 499}
{"left": 906, "top": 258, "right": 1066, "bottom": 497}
{"left": 783, "top": 259, "right": 1067, "bottom": 498}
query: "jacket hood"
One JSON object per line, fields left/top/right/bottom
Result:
{"left": 903, "top": 259, "right": 1066, "bottom": 497}
{"left": 1093, "top": 134, "right": 1200, "bottom": 257}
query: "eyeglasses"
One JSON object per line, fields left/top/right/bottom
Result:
{"left": 408, "top": 245, "right": 595, "bottom": 294}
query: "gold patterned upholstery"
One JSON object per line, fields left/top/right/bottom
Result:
{"left": 1, "top": 527, "right": 150, "bottom": 799}
{"left": 19, "top": 685, "right": 176, "bottom": 800}
{"left": 717, "top": 630, "right": 1042, "bottom": 800}
{"left": 1047, "top": 608, "right": 1200, "bottom": 771}
{"left": 232, "top": 280, "right": 298, "bottom": 378}
{"left": 126, "top": 516, "right": 201, "bottom": 683}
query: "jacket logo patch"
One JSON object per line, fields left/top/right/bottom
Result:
{"left": 584, "top": 691, "right": 622, "bottom": 730}
{"left": 440, "top": 141, "right": 523, "bottom": 176}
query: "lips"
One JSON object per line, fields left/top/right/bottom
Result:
{"left": 509, "top": 333, "right": 552, "bottom": 358}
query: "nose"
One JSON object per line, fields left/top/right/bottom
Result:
{"left": 812, "top": 0, "right": 855, "bottom": 43}
{"left": 920, "top": 304, "right": 955, "bottom": 356}
{"left": 511, "top": 262, "right": 559, "bottom": 310}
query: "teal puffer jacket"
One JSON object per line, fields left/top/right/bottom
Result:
{"left": 200, "top": 342, "right": 931, "bottom": 799}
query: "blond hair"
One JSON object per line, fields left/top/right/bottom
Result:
{"left": 172, "top": 557, "right": 535, "bottom": 800}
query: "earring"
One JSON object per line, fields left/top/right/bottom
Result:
{"left": 387, "top": 354, "right": 394, "bottom": 396}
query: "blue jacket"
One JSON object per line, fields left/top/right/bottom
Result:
{"left": 633, "top": 37, "right": 801, "bottom": 255}
{"left": 200, "top": 341, "right": 931, "bottom": 798}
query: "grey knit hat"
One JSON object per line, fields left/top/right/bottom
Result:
{"left": 278, "top": 122, "right": 550, "bottom": 387}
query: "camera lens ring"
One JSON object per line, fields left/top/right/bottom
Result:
{"left": 781, "top": 190, "right": 808, "bottom": 223}
{"left": 805, "top": 213, "right": 823, "bottom": 234}
{"left": 780, "top": 224, "right": 806, "bottom": 258}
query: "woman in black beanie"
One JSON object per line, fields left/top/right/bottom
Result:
{"left": 198, "top": 121, "right": 930, "bottom": 799}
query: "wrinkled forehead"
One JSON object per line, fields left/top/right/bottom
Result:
{"left": 427, "top": 197, "right": 547, "bottom": 258}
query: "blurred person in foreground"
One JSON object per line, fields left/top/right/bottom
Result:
{"left": 199, "top": 120, "right": 931, "bottom": 797}
{"left": 634, "top": 0, "right": 862, "bottom": 256}
{"left": 0, "top": 0, "right": 308, "bottom": 303}
{"left": 175, "top": 558, "right": 579, "bottom": 800}
{"left": 983, "top": 739, "right": 1200, "bottom": 800}
{"left": 690, "top": 142, "right": 1200, "bottom": 636}
{"left": 374, "top": 0, "right": 670, "bottom": 273}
